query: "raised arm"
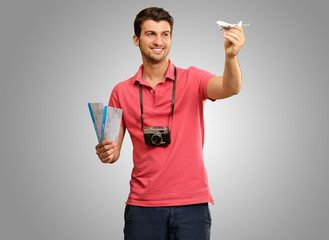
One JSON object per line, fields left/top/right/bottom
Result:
{"left": 207, "top": 26, "right": 245, "bottom": 100}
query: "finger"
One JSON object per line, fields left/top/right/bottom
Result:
{"left": 101, "top": 154, "right": 113, "bottom": 163}
{"left": 224, "top": 30, "right": 241, "bottom": 42}
{"left": 96, "top": 139, "right": 116, "bottom": 152}
{"left": 233, "top": 26, "right": 244, "bottom": 32}
{"left": 95, "top": 142, "right": 102, "bottom": 151}
{"left": 225, "top": 27, "right": 245, "bottom": 39}
{"left": 224, "top": 31, "right": 245, "bottom": 47}
{"left": 232, "top": 27, "right": 245, "bottom": 43}
{"left": 101, "top": 154, "right": 114, "bottom": 163}
{"left": 100, "top": 146, "right": 116, "bottom": 157}
{"left": 99, "top": 143, "right": 117, "bottom": 157}
{"left": 229, "top": 26, "right": 244, "bottom": 37}
{"left": 223, "top": 33, "right": 240, "bottom": 46}
{"left": 96, "top": 143, "right": 117, "bottom": 163}
{"left": 100, "top": 142, "right": 117, "bottom": 152}
{"left": 99, "top": 139, "right": 115, "bottom": 147}
{"left": 103, "top": 148, "right": 117, "bottom": 164}
{"left": 97, "top": 146, "right": 117, "bottom": 162}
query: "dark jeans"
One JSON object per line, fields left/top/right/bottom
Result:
{"left": 124, "top": 203, "right": 211, "bottom": 240}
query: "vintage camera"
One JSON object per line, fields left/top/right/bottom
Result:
{"left": 143, "top": 126, "right": 171, "bottom": 146}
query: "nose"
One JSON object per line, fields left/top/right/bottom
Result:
{"left": 154, "top": 35, "right": 163, "bottom": 45}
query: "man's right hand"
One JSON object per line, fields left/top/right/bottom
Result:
{"left": 95, "top": 139, "right": 118, "bottom": 164}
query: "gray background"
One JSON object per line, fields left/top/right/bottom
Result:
{"left": 1, "top": 0, "right": 328, "bottom": 239}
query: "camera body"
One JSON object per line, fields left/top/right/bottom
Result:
{"left": 143, "top": 126, "right": 171, "bottom": 146}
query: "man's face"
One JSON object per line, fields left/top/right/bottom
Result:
{"left": 133, "top": 20, "right": 172, "bottom": 63}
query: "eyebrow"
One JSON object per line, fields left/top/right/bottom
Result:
{"left": 144, "top": 30, "right": 170, "bottom": 34}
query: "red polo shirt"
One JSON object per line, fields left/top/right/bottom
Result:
{"left": 109, "top": 60, "right": 216, "bottom": 207}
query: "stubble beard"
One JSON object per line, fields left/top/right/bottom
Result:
{"left": 147, "top": 53, "right": 168, "bottom": 64}
{"left": 139, "top": 42, "right": 170, "bottom": 64}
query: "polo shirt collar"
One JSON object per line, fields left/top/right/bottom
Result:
{"left": 133, "top": 59, "right": 175, "bottom": 84}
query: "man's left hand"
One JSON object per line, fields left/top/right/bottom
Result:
{"left": 223, "top": 26, "right": 245, "bottom": 57}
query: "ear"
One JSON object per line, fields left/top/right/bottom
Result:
{"left": 133, "top": 34, "right": 139, "bottom": 46}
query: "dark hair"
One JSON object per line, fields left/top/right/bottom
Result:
{"left": 134, "top": 7, "right": 174, "bottom": 38}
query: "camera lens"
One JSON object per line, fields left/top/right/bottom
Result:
{"left": 151, "top": 133, "right": 162, "bottom": 145}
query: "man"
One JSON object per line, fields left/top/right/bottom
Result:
{"left": 95, "top": 7, "right": 245, "bottom": 240}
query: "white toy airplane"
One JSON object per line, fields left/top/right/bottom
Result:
{"left": 216, "top": 20, "right": 250, "bottom": 31}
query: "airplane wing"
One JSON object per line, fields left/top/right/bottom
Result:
{"left": 216, "top": 20, "right": 249, "bottom": 31}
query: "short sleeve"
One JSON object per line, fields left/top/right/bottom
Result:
{"left": 188, "top": 66, "right": 217, "bottom": 101}
{"left": 108, "top": 84, "right": 125, "bottom": 128}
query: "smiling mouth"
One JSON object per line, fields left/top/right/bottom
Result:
{"left": 151, "top": 47, "right": 164, "bottom": 53}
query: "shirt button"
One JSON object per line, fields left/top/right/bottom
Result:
{"left": 150, "top": 90, "right": 154, "bottom": 93}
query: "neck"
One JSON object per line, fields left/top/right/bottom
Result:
{"left": 142, "top": 58, "right": 170, "bottom": 86}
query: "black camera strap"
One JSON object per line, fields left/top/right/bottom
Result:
{"left": 139, "top": 67, "right": 177, "bottom": 131}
